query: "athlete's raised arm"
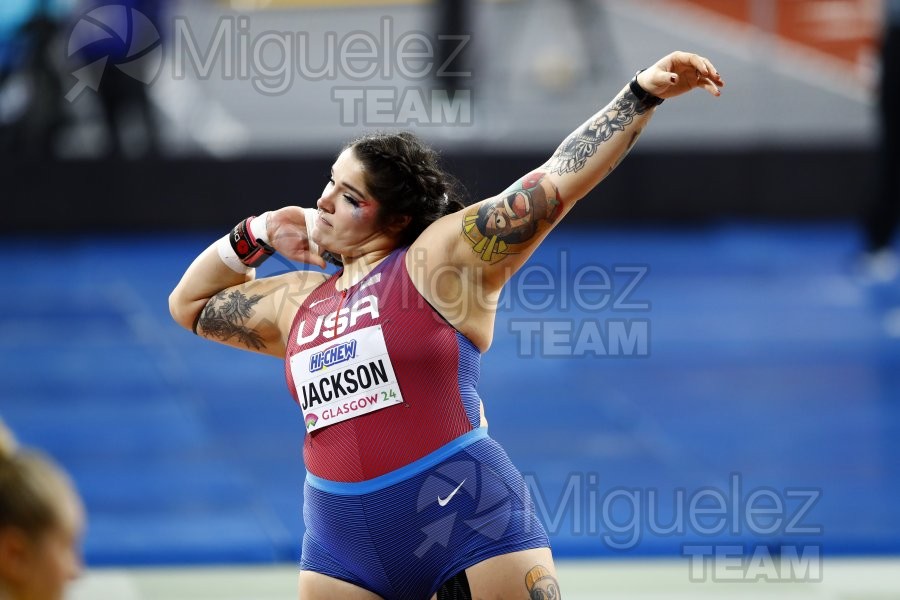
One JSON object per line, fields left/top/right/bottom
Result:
{"left": 541, "top": 52, "right": 722, "bottom": 211}
{"left": 411, "top": 52, "right": 722, "bottom": 344}
{"left": 409, "top": 52, "right": 722, "bottom": 344}
{"left": 169, "top": 207, "right": 327, "bottom": 358}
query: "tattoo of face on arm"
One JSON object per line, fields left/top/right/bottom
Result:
{"left": 525, "top": 565, "right": 561, "bottom": 600}
{"left": 547, "top": 89, "right": 648, "bottom": 176}
{"left": 196, "top": 289, "right": 267, "bottom": 350}
{"left": 462, "top": 171, "right": 562, "bottom": 263}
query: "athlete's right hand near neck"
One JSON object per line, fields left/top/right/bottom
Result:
{"left": 168, "top": 206, "right": 328, "bottom": 358}
{"left": 266, "top": 206, "right": 327, "bottom": 268}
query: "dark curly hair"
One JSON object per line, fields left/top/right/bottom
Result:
{"left": 346, "top": 131, "right": 468, "bottom": 247}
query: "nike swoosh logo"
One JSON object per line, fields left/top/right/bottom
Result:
{"left": 359, "top": 273, "right": 382, "bottom": 290}
{"left": 437, "top": 479, "right": 466, "bottom": 507}
{"left": 309, "top": 297, "right": 330, "bottom": 308}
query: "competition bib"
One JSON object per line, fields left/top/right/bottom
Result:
{"left": 290, "top": 324, "right": 404, "bottom": 432}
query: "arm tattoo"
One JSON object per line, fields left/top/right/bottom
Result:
{"left": 546, "top": 89, "right": 649, "bottom": 176}
{"left": 196, "top": 289, "right": 267, "bottom": 350}
{"left": 610, "top": 129, "right": 643, "bottom": 172}
{"left": 462, "top": 171, "right": 562, "bottom": 263}
{"left": 526, "top": 565, "right": 561, "bottom": 599}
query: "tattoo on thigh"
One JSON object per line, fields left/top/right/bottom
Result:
{"left": 525, "top": 565, "right": 561, "bottom": 600}
{"left": 461, "top": 171, "right": 562, "bottom": 263}
{"left": 197, "top": 289, "right": 266, "bottom": 350}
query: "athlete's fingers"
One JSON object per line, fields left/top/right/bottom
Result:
{"left": 285, "top": 247, "right": 327, "bottom": 268}
{"left": 698, "top": 76, "right": 721, "bottom": 97}
{"left": 304, "top": 252, "right": 328, "bottom": 269}
{"left": 686, "top": 53, "right": 712, "bottom": 78}
{"left": 701, "top": 57, "right": 724, "bottom": 86}
{"left": 640, "top": 67, "right": 682, "bottom": 97}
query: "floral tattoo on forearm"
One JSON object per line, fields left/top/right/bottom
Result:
{"left": 196, "top": 289, "right": 266, "bottom": 350}
{"left": 545, "top": 89, "right": 649, "bottom": 176}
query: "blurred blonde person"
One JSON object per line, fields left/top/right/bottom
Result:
{"left": 0, "top": 420, "right": 84, "bottom": 600}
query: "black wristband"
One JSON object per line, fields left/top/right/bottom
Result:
{"left": 629, "top": 69, "right": 664, "bottom": 109}
{"left": 229, "top": 216, "right": 275, "bottom": 268}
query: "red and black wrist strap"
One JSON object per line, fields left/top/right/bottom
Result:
{"left": 230, "top": 216, "right": 274, "bottom": 268}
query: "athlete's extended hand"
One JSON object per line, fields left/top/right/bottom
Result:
{"left": 265, "top": 206, "right": 327, "bottom": 268}
{"left": 636, "top": 51, "right": 724, "bottom": 100}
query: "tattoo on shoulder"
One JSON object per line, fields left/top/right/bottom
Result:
{"left": 525, "top": 565, "right": 561, "bottom": 600}
{"left": 462, "top": 171, "right": 562, "bottom": 263}
{"left": 547, "top": 89, "right": 648, "bottom": 176}
{"left": 197, "top": 289, "right": 267, "bottom": 350}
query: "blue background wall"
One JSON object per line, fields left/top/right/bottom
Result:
{"left": 3, "top": 224, "right": 898, "bottom": 565}
{"left": 2, "top": 0, "right": 897, "bottom": 567}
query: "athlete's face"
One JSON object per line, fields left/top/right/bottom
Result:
{"left": 313, "top": 148, "right": 391, "bottom": 259}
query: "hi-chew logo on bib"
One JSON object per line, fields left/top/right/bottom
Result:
{"left": 290, "top": 324, "right": 403, "bottom": 431}
{"left": 310, "top": 339, "right": 357, "bottom": 372}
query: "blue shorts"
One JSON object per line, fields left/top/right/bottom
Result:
{"left": 300, "top": 428, "right": 550, "bottom": 599}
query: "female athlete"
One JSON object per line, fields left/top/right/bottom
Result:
{"left": 170, "top": 51, "right": 723, "bottom": 599}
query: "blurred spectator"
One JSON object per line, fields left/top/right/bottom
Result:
{"left": 433, "top": 0, "right": 471, "bottom": 96}
{"left": 862, "top": 0, "right": 900, "bottom": 280}
{"left": 565, "top": 0, "right": 616, "bottom": 82}
{"left": 71, "top": 0, "right": 168, "bottom": 158}
{"left": 522, "top": 0, "right": 617, "bottom": 91}
{"left": 0, "top": 0, "right": 75, "bottom": 158}
{"left": 431, "top": 0, "right": 615, "bottom": 98}
{"left": 0, "top": 418, "right": 84, "bottom": 600}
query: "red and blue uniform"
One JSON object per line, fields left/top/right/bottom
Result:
{"left": 284, "top": 248, "right": 548, "bottom": 599}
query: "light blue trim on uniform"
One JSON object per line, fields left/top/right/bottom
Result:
{"left": 305, "top": 427, "right": 489, "bottom": 495}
